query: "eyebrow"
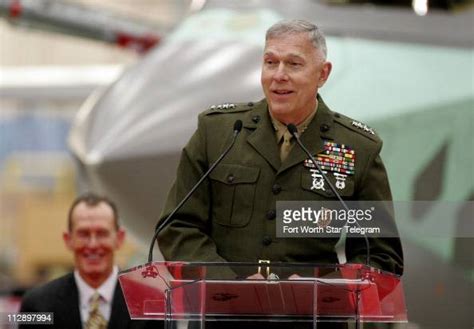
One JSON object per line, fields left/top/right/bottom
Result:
{"left": 263, "top": 51, "right": 305, "bottom": 61}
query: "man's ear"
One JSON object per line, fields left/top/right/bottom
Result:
{"left": 115, "top": 228, "right": 126, "bottom": 249}
{"left": 63, "top": 231, "right": 73, "bottom": 251}
{"left": 318, "top": 61, "right": 332, "bottom": 88}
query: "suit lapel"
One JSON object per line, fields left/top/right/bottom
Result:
{"left": 56, "top": 274, "right": 82, "bottom": 329}
{"left": 245, "top": 100, "right": 281, "bottom": 171}
{"left": 278, "top": 96, "right": 335, "bottom": 175}
{"left": 108, "top": 283, "right": 129, "bottom": 329}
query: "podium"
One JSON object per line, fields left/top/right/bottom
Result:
{"left": 118, "top": 262, "right": 407, "bottom": 328}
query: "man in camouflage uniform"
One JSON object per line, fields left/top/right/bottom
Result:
{"left": 158, "top": 19, "right": 403, "bottom": 327}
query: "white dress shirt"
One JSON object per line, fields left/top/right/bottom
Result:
{"left": 74, "top": 266, "right": 118, "bottom": 328}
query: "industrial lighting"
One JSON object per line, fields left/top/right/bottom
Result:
{"left": 190, "top": 0, "right": 207, "bottom": 13}
{"left": 412, "top": 0, "right": 429, "bottom": 15}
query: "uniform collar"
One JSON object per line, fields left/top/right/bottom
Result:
{"left": 268, "top": 105, "right": 317, "bottom": 143}
{"left": 314, "top": 94, "right": 335, "bottom": 140}
{"left": 243, "top": 99, "right": 281, "bottom": 171}
{"left": 242, "top": 98, "right": 268, "bottom": 129}
{"left": 242, "top": 96, "right": 335, "bottom": 173}
{"left": 277, "top": 95, "right": 335, "bottom": 173}
{"left": 242, "top": 96, "right": 334, "bottom": 138}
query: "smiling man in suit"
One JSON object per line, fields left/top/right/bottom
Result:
{"left": 19, "top": 193, "right": 154, "bottom": 329}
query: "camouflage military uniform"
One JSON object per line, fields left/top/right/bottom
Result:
{"left": 158, "top": 96, "right": 403, "bottom": 276}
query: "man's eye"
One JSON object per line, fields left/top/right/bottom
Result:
{"left": 290, "top": 62, "right": 301, "bottom": 66}
{"left": 77, "top": 231, "right": 89, "bottom": 238}
{"left": 97, "top": 231, "right": 110, "bottom": 239}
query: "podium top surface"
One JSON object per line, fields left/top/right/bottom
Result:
{"left": 118, "top": 261, "right": 407, "bottom": 323}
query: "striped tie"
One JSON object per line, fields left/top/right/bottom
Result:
{"left": 85, "top": 292, "right": 107, "bottom": 329}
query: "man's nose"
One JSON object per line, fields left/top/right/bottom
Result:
{"left": 273, "top": 63, "right": 289, "bottom": 81}
{"left": 87, "top": 234, "right": 100, "bottom": 247}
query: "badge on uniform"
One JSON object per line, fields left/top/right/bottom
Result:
{"left": 309, "top": 168, "right": 327, "bottom": 191}
{"left": 304, "top": 141, "right": 355, "bottom": 191}
{"left": 351, "top": 120, "right": 375, "bottom": 135}
{"left": 209, "top": 103, "right": 236, "bottom": 110}
{"left": 333, "top": 172, "right": 347, "bottom": 190}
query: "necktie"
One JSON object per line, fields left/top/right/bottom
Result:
{"left": 280, "top": 130, "right": 294, "bottom": 162}
{"left": 85, "top": 292, "right": 107, "bottom": 329}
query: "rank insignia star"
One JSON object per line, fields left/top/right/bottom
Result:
{"left": 209, "top": 103, "right": 236, "bottom": 110}
{"left": 351, "top": 120, "right": 375, "bottom": 135}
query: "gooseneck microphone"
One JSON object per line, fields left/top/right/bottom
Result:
{"left": 147, "top": 120, "right": 243, "bottom": 262}
{"left": 287, "top": 123, "right": 371, "bottom": 267}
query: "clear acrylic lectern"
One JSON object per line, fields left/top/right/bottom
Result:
{"left": 118, "top": 262, "right": 407, "bottom": 328}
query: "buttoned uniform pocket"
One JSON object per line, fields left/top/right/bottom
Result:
{"left": 209, "top": 164, "right": 260, "bottom": 227}
{"left": 301, "top": 168, "right": 355, "bottom": 198}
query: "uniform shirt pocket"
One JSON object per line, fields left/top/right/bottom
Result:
{"left": 209, "top": 164, "right": 260, "bottom": 227}
{"left": 301, "top": 168, "right": 355, "bottom": 198}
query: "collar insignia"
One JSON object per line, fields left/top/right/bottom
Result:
{"left": 351, "top": 120, "right": 375, "bottom": 135}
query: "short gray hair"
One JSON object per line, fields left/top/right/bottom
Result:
{"left": 265, "top": 19, "right": 327, "bottom": 59}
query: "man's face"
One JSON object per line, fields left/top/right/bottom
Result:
{"left": 261, "top": 32, "right": 332, "bottom": 124}
{"left": 63, "top": 202, "right": 125, "bottom": 286}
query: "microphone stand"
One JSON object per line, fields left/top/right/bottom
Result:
{"left": 287, "top": 124, "right": 371, "bottom": 267}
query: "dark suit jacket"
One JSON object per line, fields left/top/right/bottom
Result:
{"left": 19, "top": 272, "right": 160, "bottom": 329}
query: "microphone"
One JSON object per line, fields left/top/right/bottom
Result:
{"left": 287, "top": 123, "right": 371, "bottom": 267}
{"left": 147, "top": 120, "right": 244, "bottom": 262}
